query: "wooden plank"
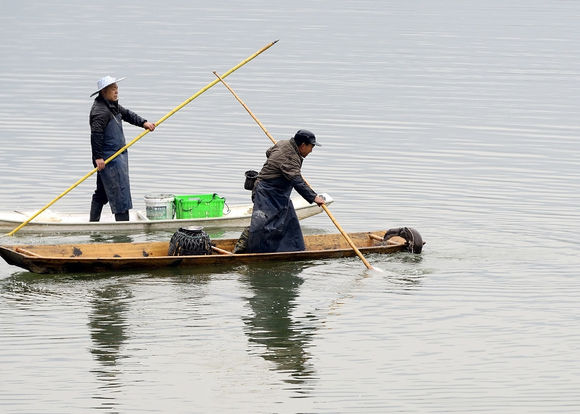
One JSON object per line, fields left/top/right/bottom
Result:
{"left": 369, "top": 233, "right": 406, "bottom": 246}
{"left": 14, "top": 247, "right": 43, "bottom": 257}
{"left": 211, "top": 246, "right": 233, "bottom": 255}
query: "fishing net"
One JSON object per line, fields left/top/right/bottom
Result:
{"left": 384, "top": 227, "right": 424, "bottom": 254}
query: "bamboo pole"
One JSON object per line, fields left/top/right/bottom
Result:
{"left": 213, "top": 71, "right": 376, "bottom": 270}
{"left": 4, "top": 40, "right": 278, "bottom": 237}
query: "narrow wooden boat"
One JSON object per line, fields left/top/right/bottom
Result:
{"left": 0, "top": 194, "right": 332, "bottom": 234}
{"left": 0, "top": 230, "right": 416, "bottom": 274}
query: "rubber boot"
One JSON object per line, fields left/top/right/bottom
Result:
{"left": 233, "top": 227, "right": 250, "bottom": 253}
{"left": 90, "top": 200, "right": 104, "bottom": 222}
{"left": 115, "top": 211, "right": 130, "bottom": 222}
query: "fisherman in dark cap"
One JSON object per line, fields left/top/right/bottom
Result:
{"left": 245, "top": 129, "right": 326, "bottom": 253}
{"left": 89, "top": 76, "right": 156, "bottom": 222}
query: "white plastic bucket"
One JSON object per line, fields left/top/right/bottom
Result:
{"left": 144, "top": 193, "right": 175, "bottom": 220}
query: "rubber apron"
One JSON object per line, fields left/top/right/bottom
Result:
{"left": 247, "top": 177, "right": 305, "bottom": 253}
{"left": 98, "top": 113, "right": 132, "bottom": 213}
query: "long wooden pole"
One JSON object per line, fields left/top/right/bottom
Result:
{"left": 213, "top": 71, "right": 375, "bottom": 270}
{"left": 4, "top": 40, "right": 278, "bottom": 237}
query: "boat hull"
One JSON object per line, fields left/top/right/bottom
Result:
{"left": 0, "top": 230, "right": 410, "bottom": 274}
{"left": 0, "top": 194, "right": 332, "bottom": 234}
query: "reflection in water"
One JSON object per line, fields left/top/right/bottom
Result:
{"left": 88, "top": 283, "right": 132, "bottom": 410}
{"left": 89, "top": 234, "right": 134, "bottom": 244}
{"left": 241, "top": 263, "right": 317, "bottom": 395}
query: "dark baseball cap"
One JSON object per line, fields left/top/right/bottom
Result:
{"left": 293, "top": 129, "right": 321, "bottom": 146}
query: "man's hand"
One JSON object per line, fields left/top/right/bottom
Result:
{"left": 314, "top": 195, "right": 326, "bottom": 206}
{"left": 95, "top": 158, "right": 106, "bottom": 171}
{"left": 143, "top": 122, "right": 156, "bottom": 131}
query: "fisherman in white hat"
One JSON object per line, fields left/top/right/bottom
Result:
{"left": 89, "top": 76, "right": 156, "bottom": 222}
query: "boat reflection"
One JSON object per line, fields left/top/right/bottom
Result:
{"left": 240, "top": 262, "right": 317, "bottom": 393}
{"left": 87, "top": 283, "right": 132, "bottom": 409}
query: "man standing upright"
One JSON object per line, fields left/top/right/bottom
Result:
{"left": 89, "top": 76, "right": 156, "bottom": 222}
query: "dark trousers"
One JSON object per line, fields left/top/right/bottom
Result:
{"left": 90, "top": 174, "right": 129, "bottom": 222}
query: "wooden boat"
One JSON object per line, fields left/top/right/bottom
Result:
{"left": 0, "top": 194, "right": 332, "bottom": 234}
{"left": 0, "top": 230, "right": 415, "bottom": 274}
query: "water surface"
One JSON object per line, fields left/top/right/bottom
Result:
{"left": 1, "top": 1, "right": 579, "bottom": 413}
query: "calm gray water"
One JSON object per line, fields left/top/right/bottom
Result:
{"left": 1, "top": 1, "right": 579, "bottom": 413}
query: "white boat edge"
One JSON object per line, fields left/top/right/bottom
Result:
{"left": 0, "top": 193, "right": 334, "bottom": 234}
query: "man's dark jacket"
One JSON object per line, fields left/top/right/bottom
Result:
{"left": 90, "top": 95, "right": 146, "bottom": 163}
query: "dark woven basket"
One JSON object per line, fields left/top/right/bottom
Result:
{"left": 244, "top": 170, "right": 258, "bottom": 190}
{"left": 168, "top": 226, "right": 212, "bottom": 256}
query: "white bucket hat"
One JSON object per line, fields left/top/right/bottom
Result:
{"left": 90, "top": 75, "right": 125, "bottom": 97}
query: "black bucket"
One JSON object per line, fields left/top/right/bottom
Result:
{"left": 168, "top": 226, "right": 212, "bottom": 256}
{"left": 244, "top": 170, "right": 259, "bottom": 191}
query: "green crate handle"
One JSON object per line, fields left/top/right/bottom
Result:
{"left": 176, "top": 197, "right": 201, "bottom": 212}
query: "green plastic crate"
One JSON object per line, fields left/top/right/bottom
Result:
{"left": 174, "top": 193, "right": 225, "bottom": 219}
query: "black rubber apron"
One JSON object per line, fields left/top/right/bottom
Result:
{"left": 98, "top": 113, "right": 132, "bottom": 214}
{"left": 247, "top": 177, "right": 305, "bottom": 253}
